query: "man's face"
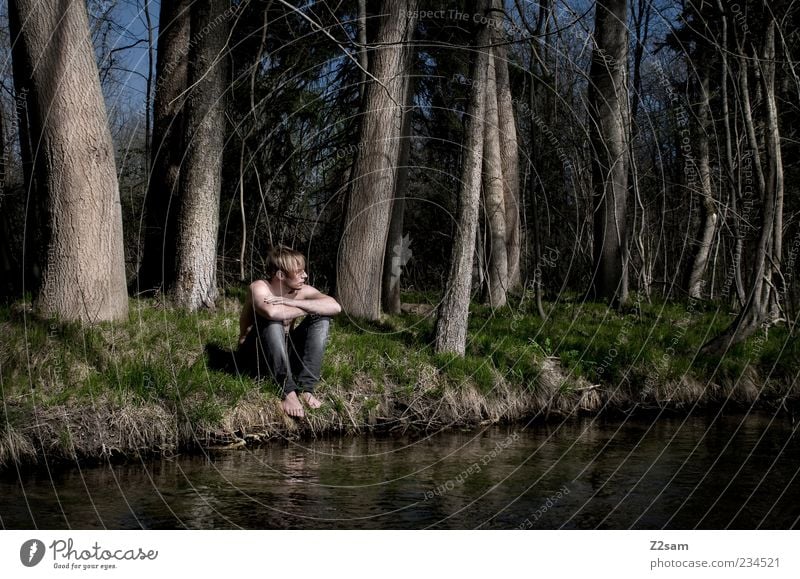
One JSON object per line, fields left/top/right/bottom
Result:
{"left": 281, "top": 267, "right": 307, "bottom": 291}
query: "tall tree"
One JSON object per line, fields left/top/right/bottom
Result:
{"left": 587, "top": 0, "right": 630, "bottom": 305}
{"left": 702, "top": 17, "right": 784, "bottom": 355}
{"left": 518, "top": 0, "right": 552, "bottom": 319}
{"left": 382, "top": 71, "right": 414, "bottom": 315}
{"left": 674, "top": 1, "right": 718, "bottom": 299}
{"left": 492, "top": 1, "right": 521, "bottom": 293}
{"left": 475, "top": 0, "right": 521, "bottom": 306}
{"left": 715, "top": 0, "right": 746, "bottom": 306}
{"left": 9, "top": 0, "right": 128, "bottom": 322}
{"left": 136, "top": 0, "right": 190, "bottom": 294}
{"left": 434, "top": 0, "right": 491, "bottom": 355}
{"left": 0, "top": 102, "right": 11, "bottom": 296}
{"left": 357, "top": 0, "right": 368, "bottom": 94}
{"left": 628, "top": 0, "right": 652, "bottom": 297}
{"left": 336, "top": 0, "right": 418, "bottom": 320}
{"left": 481, "top": 43, "right": 509, "bottom": 307}
{"left": 172, "top": 0, "right": 230, "bottom": 309}
{"left": 685, "top": 57, "right": 717, "bottom": 299}
{"left": 7, "top": 1, "right": 41, "bottom": 296}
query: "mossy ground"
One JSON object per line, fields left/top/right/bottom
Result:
{"left": 1, "top": 290, "right": 797, "bottom": 467}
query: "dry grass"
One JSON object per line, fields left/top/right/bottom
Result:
{"left": 1, "top": 295, "right": 798, "bottom": 469}
{"left": 206, "top": 355, "right": 600, "bottom": 446}
{"left": 2, "top": 356, "right": 796, "bottom": 468}
{"left": 1, "top": 394, "right": 183, "bottom": 465}
{"left": 0, "top": 424, "right": 37, "bottom": 467}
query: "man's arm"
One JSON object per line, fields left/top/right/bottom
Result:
{"left": 265, "top": 286, "right": 342, "bottom": 316}
{"left": 251, "top": 281, "right": 308, "bottom": 321}
{"left": 239, "top": 291, "right": 255, "bottom": 344}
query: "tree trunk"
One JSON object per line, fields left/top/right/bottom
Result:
{"left": 238, "top": 6, "right": 270, "bottom": 282}
{"left": 172, "top": 0, "right": 230, "bottom": 310}
{"left": 520, "top": 11, "right": 550, "bottom": 319}
{"left": 715, "top": 0, "right": 746, "bottom": 306}
{"left": 337, "top": 0, "right": 418, "bottom": 320}
{"left": 144, "top": 0, "right": 155, "bottom": 179}
{"left": 765, "top": 21, "right": 784, "bottom": 321}
{"left": 588, "top": 0, "right": 629, "bottom": 306}
{"left": 481, "top": 44, "right": 509, "bottom": 308}
{"left": 434, "top": 1, "right": 491, "bottom": 355}
{"left": 382, "top": 72, "right": 414, "bottom": 315}
{"left": 629, "top": 0, "right": 651, "bottom": 297}
{"left": 358, "top": 0, "right": 368, "bottom": 96}
{"left": 8, "top": 2, "right": 42, "bottom": 294}
{"left": 686, "top": 61, "right": 717, "bottom": 299}
{"left": 10, "top": 0, "right": 128, "bottom": 323}
{"left": 702, "top": 22, "right": 782, "bottom": 356}
{"left": 492, "top": 4, "right": 521, "bottom": 293}
{"left": 528, "top": 47, "right": 547, "bottom": 320}
{"left": 0, "top": 103, "right": 11, "bottom": 297}
{"left": 136, "top": 0, "right": 191, "bottom": 294}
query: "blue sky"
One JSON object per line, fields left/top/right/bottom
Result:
{"left": 91, "top": 0, "right": 158, "bottom": 119}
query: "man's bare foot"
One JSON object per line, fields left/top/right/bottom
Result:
{"left": 281, "top": 391, "right": 304, "bottom": 418}
{"left": 300, "top": 392, "right": 322, "bottom": 409}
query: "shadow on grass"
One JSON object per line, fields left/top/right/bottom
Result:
{"left": 203, "top": 343, "right": 284, "bottom": 401}
{"left": 204, "top": 343, "right": 251, "bottom": 378}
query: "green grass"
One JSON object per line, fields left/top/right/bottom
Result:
{"left": 452, "top": 293, "right": 794, "bottom": 399}
{"left": 1, "top": 290, "right": 797, "bottom": 459}
{"left": 0, "top": 298, "right": 250, "bottom": 427}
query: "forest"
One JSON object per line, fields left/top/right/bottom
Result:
{"left": 0, "top": 0, "right": 798, "bottom": 463}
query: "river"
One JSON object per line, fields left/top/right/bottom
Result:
{"left": 1, "top": 413, "right": 798, "bottom": 529}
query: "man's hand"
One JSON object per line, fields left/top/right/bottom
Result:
{"left": 264, "top": 291, "right": 341, "bottom": 316}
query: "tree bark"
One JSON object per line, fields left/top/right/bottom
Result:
{"left": 481, "top": 44, "right": 509, "bottom": 308}
{"left": 382, "top": 71, "right": 414, "bottom": 315}
{"left": 686, "top": 61, "right": 717, "bottom": 299}
{"left": 588, "top": 0, "right": 629, "bottom": 306}
{"left": 10, "top": 0, "right": 128, "bottom": 322}
{"left": 337, "top": 0, "right": 418, "bottom": 320}
{"left": 492, "top": 4, "right": 521, "bottom": 293}
{"left": 764, "top": 21, "right": 784, "bottom": 320}
{"left": 358, "top": 0, "right": 368, "bottom": 96}
{"left": 136, "top": 0, "right": 191, "bottom": 294}
{"left": 434, "top": 0, "right": 491, "bottom": 355}
{"left": 172, "top": 0, "right": 230, "bottom": 310}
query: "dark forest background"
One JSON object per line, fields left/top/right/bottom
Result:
{"left": 0, "top": 0, "right": 798, "bottom": 357}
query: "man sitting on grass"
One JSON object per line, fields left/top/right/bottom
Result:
{"left": 238, "top": 246, "right": 341, "bottom": 418}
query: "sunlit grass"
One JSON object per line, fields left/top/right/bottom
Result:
{"left": 0, "top": 289, "right": 796, "bottom": 465}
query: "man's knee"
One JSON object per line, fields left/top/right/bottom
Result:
{"left": 306, "top": 315, "right": 331, "bottom": 345}
{"left": 309, "top": 314, "right": 331, "bottom": 331}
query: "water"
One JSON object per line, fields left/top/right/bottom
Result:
{"left": 1, "top": 413, "right": 798, "bottom": 529}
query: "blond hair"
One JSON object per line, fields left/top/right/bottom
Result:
{"left": 265, "top": 246, "right": 305, "bottom": 279}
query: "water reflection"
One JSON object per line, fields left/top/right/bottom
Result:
{"left": 1, "top": 414, "right": 797, "bottom": 529}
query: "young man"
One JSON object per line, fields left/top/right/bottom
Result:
{"left": 238, "top": 246, "right": 341, "bottom": 418}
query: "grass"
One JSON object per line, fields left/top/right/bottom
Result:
{"left": 0, "top": 289, "right": 797, "bottom": 467}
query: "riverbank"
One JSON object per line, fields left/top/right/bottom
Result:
{"left": 1, "top": 293, "right": 798, "bottom": 468}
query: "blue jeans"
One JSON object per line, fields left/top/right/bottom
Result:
{"left": 243, "top": 315, "right": 331, "bottom": 397}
